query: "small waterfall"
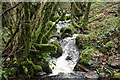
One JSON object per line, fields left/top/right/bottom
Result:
{"left": 49, "top": 13, "right": 80, "bottom": 77}
{"left": 49, "top": 34, "right": 79, "bottom": 76}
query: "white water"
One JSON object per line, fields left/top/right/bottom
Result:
{"left": 49, "top": 34, "right": 79, "bottom": 76}
{"left": 49, "top": 13, "right": 79, "bottom": 76}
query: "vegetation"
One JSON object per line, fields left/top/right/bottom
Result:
{"left": 50, "top": 40, "right": 63, "bottom": 58}
{"left": 1, "top": 2, "right": 120, "bottom": 79}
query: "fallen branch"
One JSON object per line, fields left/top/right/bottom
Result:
{"left": 2, "top": 24, "right": 20, "bottom": 54}
{"left": 0, "top": 2, "right": 22, "bottom": 17}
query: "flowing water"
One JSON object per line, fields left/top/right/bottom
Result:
{"left": 47, "top": 14, "right": 99, "bottom": 79}
{"left": 49, "top": 15, "right": 80, "bottom": 77}
{"left": 49, "top": 34, "right": 79, "bottom": 76}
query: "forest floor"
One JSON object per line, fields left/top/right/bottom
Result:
{"left": 74, "top": 2, "right": 120, "bottom": 79}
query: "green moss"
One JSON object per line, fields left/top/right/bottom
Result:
{"left": 18, "top": 60, "right": 42, "bottom": 76}
{"left": 41, "top": 62, "right": 52, "bottom": 74}
{"left": 40, "top": 21, "right": 54, "bottom": 44}
{"left": 40, "top": 11, "right": 66, "bottom": 44}
{"left": 34, "top": 43, "right": 57, "bottom": 53}
{"left": 108, "top": 56, "right": 113, "bottom": 61}
{"left": 114, "top": 73, "right": 120, "bottom": 78}
{"left": 22, "top": 66, "right": 28, "bottom": 74}
{"left": 66, "top": 16, "right": 71, "bottom": 20}
{"left": 20, "top": 61, "right": 29, "bottom": 66}
{"left": 50, "top": 40, "right": 63, "bottom": 58}
{"left": 61, "top": 33, "right": 72, "bottom": 39}
{"left": 11, "top": 67, "right": 18, "bottom": 76}
{"left": 60, "top": 27, "right": 73, "bottom": 34}
{"left": 105, "top": 41, "right": 114, "bottom": 48}
{"left": 79, "top": 49, "right": 97, "bottom": 64}
{"left": 20, "top": 60, "right": 42, "bottom": 71}
{"left": 76, "top": 34, "right": 89, "bottom": 49}
{"left": 51, "top": 15, "right": 59, "bottom": 22}
{"left": 60, "top": 27, "right": 73, "bottom": 39}
{"left": 33, "top": 65, "right": 42, "bottom": 71}
{"left": 45, "top": 21, "right": 53, "bottom": 31}
{"left": 29, "top": 66, "right": 34, "bottom": 76}
{"left": 60, "top": 15, "right": 66, "bottom": 21}
{"left": 27, "top": 60, "right": 42, "bottom": 71}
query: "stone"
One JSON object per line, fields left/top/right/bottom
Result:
{"left": 50, "top": 40, "right": 63, "bottom": 58}
{"left": 66, "top": 56, "right": 72, "bottom": 60}
{"left": 84, "top": 71, "right": 99, "bottom": 79}
{"left": 79, "top": 49, "right": 98, "bottom": 64}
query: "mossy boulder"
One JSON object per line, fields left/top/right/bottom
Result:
{"left": 105, "top": 41, "right": 115, "bottom": 48}
{"left": 60, "top": 27, "right": 73, "bottom": 39}
{"left": 50, "top": 40, "right": 63, "bottom": 58}
{"left": 41, "top": 62, "right": 52, "bottom": 74}
{"left": 61, "top": 33, "right": 72, "bottom": 39}
{"left": 60, "top": 27, "right": 73, "bottom": 34}
{"left": 34, "top": 43, "right": 57, "bottom": 53}
{"left": 79, "top": 49, "right": 97, "bottom": 64}
{"left": 75, "top": 34, "right": 89, "bottom": 49}
{"left": 113, "top": 73, "right": 120, "bottom": 78}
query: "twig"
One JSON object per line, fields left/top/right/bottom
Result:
{"left": 0, "top": 2, "right": 22, "bottom": 17}
{"left": 2, "top": 44, "right": 25, "bottom": 64}
{"left": 2, "top": 24, "right": 21, "bottom": 54}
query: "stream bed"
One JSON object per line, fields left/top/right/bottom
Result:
{"left": 49, "top": 34, "right": 79, "bottom": 77}
{"left": 48, "top": 16, "right": 85, "bottom": 78}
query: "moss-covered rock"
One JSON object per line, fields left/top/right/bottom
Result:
{"left": 60, "top": 27, "right": 73, "bottom": 34}
{"left": 20, "top": 60, "right": 43, "bottom": 71}
{"left": 75, "top": 34, "right": 89, "bottom": 49}
{"left": 113, "top": 73, "right": 120, "bottom": 78}
{"left": 41, "top": 62, "right": 52, "bottom": 74}
{"left": 61, "top": 33, "right": 72, "bottom": 39}
{"left": 50, "top": 40, "right": 63, "bottom": 58}
{"left": 105, "top": 41, "right": 115, "bottom": 48}
{"left": 34, "top": 43, "right": 57, "bottom": 53}
{"left": 79, "top": 49, "right": 97, "bottom": 64}
{"left": 60, "top": 27, "right": 73, "bottom": 39}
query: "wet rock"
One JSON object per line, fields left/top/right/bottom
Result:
{"left": 60, "top": 27, "right": 73, "bottom": 34}
{"left": 84, "top": 71, "right": 99, "bottom": 79}
{"left": 36, "top": 72, "right": 47, "bottom": 76}
{"left": 60, "top": 27, "right": 73, "bottom": 39}
{"left": 74, "top": 63, "right": 89, "bottom": 72}
{"left": 66, "top": 56, "right": 72, "bottom": 60}
{"left": 99, "top": 73, "right": 105, "bottom": 78}
{"left": 55, "top": 72, "right": 85, "bottom": 79}
{"left": 61, "top": 33, "right": 72, "bottom": 39}
{"left": 56, "top": 72, "right": 65, "bottom": 77}
{"left": 41, "top": 62, "right": 52, "bottom": 74}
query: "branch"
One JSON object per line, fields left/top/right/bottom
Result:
{"left": 2, "top": 24, "right": 21, "bottom": 54}
{"left": 0, "top": 2, "right": 22, "bottom": 17}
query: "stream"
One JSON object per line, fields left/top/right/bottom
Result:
{"left": 49, "top": 34, "right": 79, "bottom": 76}
{"left": 48, "top": 14, "right": 84, "bottom": 78}
{"left": 44, "top": 14, "right": 99, "bottom": 80}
